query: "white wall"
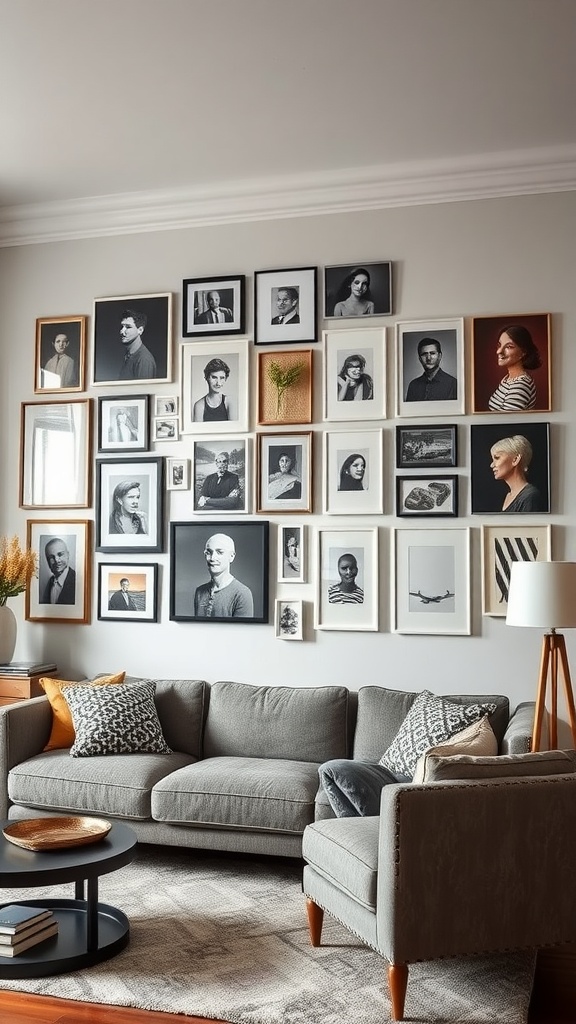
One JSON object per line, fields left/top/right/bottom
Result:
{"left": 1, "top": 191, "right": 575, "bottom": 720}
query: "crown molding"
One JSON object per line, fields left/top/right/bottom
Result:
{"left": 1, "top": 144, "right": 575, "bottom": 247}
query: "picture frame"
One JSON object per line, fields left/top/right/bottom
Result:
{"left": 254, "top": 266, "right": 317, "bottom": 345}
{"left": 396, "top": 474, "right": 458, "bottom": 517}
{"left": 472, "top": 312, "right": 552, "bottom": 414}
{"left": 324, "top": 429, "right": 383, "bottom": 515}
{"left": 324, "top": 261, "right": 392, "bottom": 319}
{"left": 97, "top": 394, "right": 149, "bottom": 454}
{"left": 315, "top": 527, "right": 378, "bottom": 632}
{"left": 257, "top": 431, "right": 312, "bottom": 514}
{"left": 166, "top": 457, "right": 190, "bottom": 491}
{"left": 470, "top": 421, "right": 550, "bottom": 514}
{"left": 180, "top": 339, "right": 249, "bottom": 435}
{"left": 20, "top": 399, "right": 92, "bottom": 509}
{"left": 257, "top": 349, "right": 312, "bottom": 425}
{"left": 396, "top": 318, "right": 465, "bottom": 418}
{"left": 34, "top": 315, "right": 86, "bottom": 394}
{"left": 323, "top": 328, "right": 386, "bottom": 421}
{"left": 182, "top": 275, "right": 245, "bottom": 337}
{"left": 152, "top": 415, "right": 180, "bottom": 442}
{"left": 155, "top": 395, "right": 178, "bottom": 416}
{"left": 169, "top": 520, "right": 269, "bottom": 623}
{"left": 97, "top": 562, "right": 158, "bottom": 623}
{"left": 396, "top": 424, "right": 458, "bottom": 469}
{"left": 92, "top": 292, "right": 172, "bottom": 386}
{"left": 25, "top": 519, "right": 91, "bottom": 624}
{"left": 277, "top": 524, "right": 306, "bottom": 583}
{"left": 275, "top": 599, "right": 304, "bottom": 641}
{"left": 481, "top": 523, "right": 552, "bottom": 617}
{"left": 392, "top": 527, "right": 471, "bottom": 635}
{"left": 95, "top": 456, "right": 164, "bottom": 553}
{"left": 193, "top": 437, "right": 250, "bottom": 514}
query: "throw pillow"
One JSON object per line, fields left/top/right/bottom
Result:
{"left": 40, "top": 672, "right": 126, "bottom": 751}
{"left": 63, "top": 678, "right": 172, "bottom": 757}
{"left": 412, "top": 717, "right": 498, "bottom": 784}
{"left": 423, "top": 749, "right": 576, "bottom": 783}
{"left": 379, "top": 690, "right": 498, "bottom": 780}
{"left": 319, "top": 759, "right": 410, "bottom": 818}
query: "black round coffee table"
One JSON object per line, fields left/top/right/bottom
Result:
{"left": 0, "top": 819, "right": 137, "bottom": 978}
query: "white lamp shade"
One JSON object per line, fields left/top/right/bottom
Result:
{"left": 506, "top": 561, "right": 576, "bottom": 629}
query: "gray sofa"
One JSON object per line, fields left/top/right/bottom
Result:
{"left": 0, "top": 677, "right": 533, "bottom": 859}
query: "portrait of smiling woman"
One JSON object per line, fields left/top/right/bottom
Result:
{"left": 472, "top": 313, "right": 551, "bottom": 413}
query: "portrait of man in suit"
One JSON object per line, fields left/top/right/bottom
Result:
{"left": 271, "top": 287, "right": 300, "bottom": 325}
{"left": 41, "top": 537, "right": 76, "bottom": 605}
{"left": 108, "top": 577, "right": 137, "bottom": 611}
{"left": 195, "top": 290, "right": 234, "bottom": 325}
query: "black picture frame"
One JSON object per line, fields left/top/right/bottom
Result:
{"left": 95, "top": 456, "right": 164, "bottom": 553}
{"left": 170, "top": 520, "right": 269, "bottom": 623}
{"left": 324, "top": 261, "right": 392, "bottom": 319}
{"left": 396, "top": 474, "right": 458, "bottom": 517}
{"left": 97, "top": 394, "right": 150, "bottom": 454}
{"left": 97, "top": 562, "right": 159, "bottom": 622}
{"left": 395, "top": 424, "right": 458, "bottom": 469}
{"left": 92, "top": 293, "right": 172, "bottom": 386}
{"left": 254, "top": 267, "right": 317, "bottom": 345}
{"left": 470, "top": 421, "right": 551, "bottom": 514}
{"left": 182, "top": 275, "right": 245, "bottom": 337}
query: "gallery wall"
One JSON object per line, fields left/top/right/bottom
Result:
{"left": 1, "top": 189, "right": 575, "bottom": 721}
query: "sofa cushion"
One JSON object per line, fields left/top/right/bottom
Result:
{"left": 152, "top": 756, "right": 320, "bottom": 833}
{"left": 423, "top": 749, "right": 576, "bottom": 783}
{"left": 318, "top": 759, "right": 408, "bottom": 817}
{"left": 64, "top": 679, "right": 172, "bottom": 757}
{"left": 8, "top": 750, "right": 195, "bottom": 819}
{"left": 302, "top": 816, "right": 380, "bottom": 910}
{"left": 412, "top": 717, "right": 498, "bottom": 784}
{"left": 141, "top": 678, "right": 207, "bottom": 758}
{"left": 40, "top": 672, "right": 126, "bottom": 751}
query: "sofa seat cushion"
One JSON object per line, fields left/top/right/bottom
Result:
{"left": 152, "top": 756, "right": 320, "bottom": 833}
{"left": 302, "top": 816, "right": 380, "bottom": 910}
{"left": 8, "top": 751, "right": 195, "bottom": 820}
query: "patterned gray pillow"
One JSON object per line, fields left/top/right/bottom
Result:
{"left": 64, "top": 679, "right": 172, "bottom": 758}
{"left": 379, "top": 690, "right": 497, "bottom": 779}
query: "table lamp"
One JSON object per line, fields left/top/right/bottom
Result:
{"left": 506, "top": 561, "right": 576, "bottom": 751}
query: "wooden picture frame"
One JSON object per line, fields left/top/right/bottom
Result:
{"left": 92, "top": 292, "right": 172, "bottom": 386}
{"left": 396, "top": 318, "right": 465, "bottom": 417}
{"left": 254, "top": 267, "right": 317, "bottom": 345}
{"left": 180, "top": 340, "right": 249, "bottom": 434}
{"left": 323, "top": 327, "right": 387, "bottom": 422}
{"left": 97, "top": 394, "right": 150, "bottom": 454}
{"left": 324, "top": 261, "right": 392, "bottom": 318}
{"left": 97, "top": 562, "right": 159, "bottom": 623}
{"left": 472, "top": 312, "right": 552, "bottom": 413}
{"left": 25, "top": 519, "right": 91, "bottom": 624}
{"left": 277, "top": 524, "right": 306, "bottom": 583}
{"left": 34, "top": 315, "right": 86, "bottom": 394}
{"left": 392, "top": 527, "right": 471, "bottom": 635}
{"left": 481, "top": 523, "right": 552, "bottom": 617}
{"left": 257, "top": 349, "right": 312, "bottom": 425}
{"left": 20, "top": 399, "right": 92, "bottom": 509}
{"left": 193, "top": 437, "right": 250, "bottom": 514}
{"left": 396, "top": 474, "right": 458, "bottom": 518}
{"left": 324, "top": 429, "right": 383, "bottom": 515}
{"left": 95, "top": 457, "right": 164, "bottom": 553}
{"left": 166, "top": 457, "right": 190, "bottom": 491}
{"left": 257, "top": 431, "right": 312, "bottom": 514}
{"left": 182, "top": 275, "right": 245, "bottom": 337}
{"left": 275, "top": 599, "right": 304, "bottom": 640}
{"left": 395, "top": 424, "right": 458, "bottom": 469}
{"left": 470, "top": 421, "right": 551, "bottom": 514}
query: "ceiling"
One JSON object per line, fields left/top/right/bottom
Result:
{"left": 1, "top": 0, "right": 575, "bottom": 235}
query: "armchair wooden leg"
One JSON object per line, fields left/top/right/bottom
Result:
{"left": 306, "top": 897, "right": 324, "bottom": 946}
{"left": 388, "top": 962, "right": 409, "bottom": 1021}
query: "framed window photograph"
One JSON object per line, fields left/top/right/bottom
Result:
{"left": 323, "top": 327, "right": 386, "bottom": 422}
{"left": 392, "top": 527, "right": 471, "bottom": 635}
{"left": 257, "top": 349, "right": 312, "bottom": 425}
{"left": 34, "top": 315, "right": 86, "bottom": 394}
{"left": 180, "top": 340, "right": 249, "bottom": 435}
{"left": 324, "top": 429, "right": 383, "bottom": 515}
{"left": 470, "top": 421, "right": 550, "bottom": 514}
{"left": 169, "top": 520, "right": 269, "bottom": 623}
{"left": 315, "top": 528, "right": 378, "bottom": 632}
{"left": 97, "top": 563, "right": 158, "bottom": 623}
{"left": 97, "top": 394, "right": 149, "bottom": 454}
{"left": 257, "top": 432, "right": 312, "bottom": 514}
{"left": 182, "top": 275, "right": 245, "bottom": 337}
{"left": 166, "top": 457, "right": 190, "bottom": 491}
{"left": 396, "top": 474, "right": 458, "bottom": 517}
{"left": 277, "top": 524, "right": 305, "bottom": 583}
{"left": 472, "top": 312, "right": 552, "bottom": 414}
{"left": 193, "top": 438, "right": 250, "bottom": 514}
{"left": 155, "top": 395, "right": 178, "bottom": 416}
{"left": 396, "top": 424, "right": 458, "bottom": 469}
{"left": 275, "top": 599, "right": 304, "bottom": 640}
{"left": 396, "top": 318, "right": 465, "bottom": 418}
{"left": 20, "top": 399, "right": 92, "bottom": 509}
{"left": 152, "top": 415, "right": 179, "bottom": 442}
{"left": 254, "top": 267, "right": 317, "bottom": 345}
{"left": 25, "top": 519, "right": 91, "bottom": 624}
{"left": 95, "top": 456, "right": 164, "bottom": 553}
{"left": 481, "top": 524, "right": 551, "bottom": 617}
{"left": 92, "top": 292, "right": 172, "bottom": 386}
{"left": 324, "top": 261, "right": 392, "bottom": 319}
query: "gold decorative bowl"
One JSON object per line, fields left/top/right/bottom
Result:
{"left": 3, "top": 816, "right": 112, "bottom": 851}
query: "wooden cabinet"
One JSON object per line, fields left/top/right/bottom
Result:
{"left": 0, "top": 672, "right": 57, "bottom": 706}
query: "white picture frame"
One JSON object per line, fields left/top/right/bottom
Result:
{"left": 481, "top": 523, "right": 552, "bottom": 617}
{"left": 193, "top": 437, "right": 250, "bottom": 515}
{"left": 180, "top": 340, "right": 249, "bottom": 435}
{"left": 324, "top": 429, "right": 383, "bottom": 515}
{"left": 277, "top": 524, "right": 306, "bottom": 583}
{"left": 323, "top": 328, "right": 386, "bottom": 421}
{"left": 257, "top": 432, "right": 312, "bottom": 514}
{"left": 315, "top": 528, "right": 378, "bottom": 632}
{"left": 166, "top": 458, "right": 190, "bottom": 491}
{"left": 275, "top": 599, "right": 304, "bottom": 640}
{"left": 152, "top": 415, "right": 180, "bottom": 442}
{"left": 155, "top": 395, "right": 178, "bottom": 416}
{"left": 396, "top": 318, "right": 465, "bottom": 418}
{"left": 392, "top": 527, "right": 471, "bottom": 635}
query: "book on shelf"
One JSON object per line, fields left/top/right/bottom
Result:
{"left": 0, "top": 904, "right": 53, "bottom": 934}
{"left": 0, "top": 662, "right": 57, "bottom": 676}
{"left": 0, "top": 915, "right": 56, "bottom": 945}
{"left": 0, "top": 920, "right": 58, "bottom": 957}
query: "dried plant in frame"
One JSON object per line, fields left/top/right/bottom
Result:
{"left": 257, "top": 349, "right": 312, "bottom": 425}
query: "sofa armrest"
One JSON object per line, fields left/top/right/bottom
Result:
{"left": 0, "top": 697, "right": 52, "bottom": 818}
{"left": 501, "top": 700, "right": 536, "bottom": 754}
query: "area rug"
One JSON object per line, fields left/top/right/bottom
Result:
{"left": 0, "top": 845, "right": 535, "bottom": 1024}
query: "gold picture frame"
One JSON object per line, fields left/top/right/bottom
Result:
{"left": 257, "top": 349, "right": 312, "bottom": 425}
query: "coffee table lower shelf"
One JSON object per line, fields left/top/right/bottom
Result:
{"left": 0, "top": 897, "right": 129, "bottom": 979}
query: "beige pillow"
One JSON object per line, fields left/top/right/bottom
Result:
{"left": 413, "top": 716, "right": 498, "bottom": 784}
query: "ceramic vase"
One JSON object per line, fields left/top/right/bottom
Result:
{"left": 0, "top": 604, "right": 17, "bottom": 664}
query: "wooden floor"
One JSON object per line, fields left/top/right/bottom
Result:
{"left": 1, "top": 944, "right": 575, "bottom": 1023}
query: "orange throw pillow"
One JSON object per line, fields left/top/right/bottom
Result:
{"left": 40, "top": 672, "right": 126, "bottom": 751}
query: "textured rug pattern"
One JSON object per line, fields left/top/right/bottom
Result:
{"left": 0, "top": 845, "right": 535, "bottom": 1024}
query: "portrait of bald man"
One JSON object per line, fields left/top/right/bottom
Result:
{"left": 41, "top": 537, "right": 76, "bottom": 605}
{"left": 194, "top": 532, "right": 253, "bottom": 618}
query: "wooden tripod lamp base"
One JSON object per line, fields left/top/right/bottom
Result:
{"left": 532, "top": 630, "right": 576, "bottom": 752}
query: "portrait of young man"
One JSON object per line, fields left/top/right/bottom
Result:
{"left": 92, "top": 293, "right": 172, "bottom": 386}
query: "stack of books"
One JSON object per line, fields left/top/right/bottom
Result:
{"left": 0, "top": 662, "right": 57, "bottom": 676}
{"left": 0, "top": 905, "right": 58, "bottom": 957}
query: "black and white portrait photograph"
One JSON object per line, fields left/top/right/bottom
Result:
{"left": 393, "top": 527, "right": 471, "bottom": 635}
{"left": 182, "top": 275, "right": 245, "bottom": 337}
{"left": 254, "top": 267, "right": 317, "bottom": 345}
{"left": 35, "top": 315, "right": 86, "bottom": 394}
{"left": 96, "top": 457, "right": 164, "bottom": 553}
{"left": 396, "top": 475, "right": 458, "bottom": 518}
{"left": 275, "top": 599, "right": 304, "bottom": 640}
{"left": 324, "top": 262, "right": 392, "bottom": 319}
{"left": 324, "top": 429, "right": 383, "bottom": 515}
{"left": 193, "top": 438, "right": 249, "bottom": 514}
{"left": 396, "top": 318, "right": 465, "bottom": 417}
{"left": 92, "top": 293, "right": 172, "bottom": 386}
{"left": 181, "top": 340, "right": 249, "bottom": 435}
{"left": 170, "top": 520, "right": 269, "bottom": 623}
{"left": 98, "top": 394, "right": 150, "bottom": 454}
{"left": 277, "top": 524, "right": 305, "bottom": 583}
{"left": 25, "top": 519, "right": 91, "bottom": 624}
{"left": 257, "top": 432, "right": 312, "bottom": 514}
{"left": 396, "top": 424, "right": 458, "bottom": 469}
{"left": 481, "top": 524, "right": 551, "bottom": 617}
{"left": 316, "top": 528, "right": 378, "bottom": 631}
{"left": 323, "top": 327, "right": 386, "bottom": 422}
{"left": 98, "top": 563, "right": 158, "bottom": 623}
{"left": 470, "top": 421, "right": 550, "bottom": 515}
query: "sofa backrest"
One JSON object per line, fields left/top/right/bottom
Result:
{"left": 352, "top": 686, "right": 510, "bottom": 761}
{"left": 125, "top": 677, "right": 207, "bottom": 758}
{"left": 203, "top": 680, "right": 350, "bottom": 762}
